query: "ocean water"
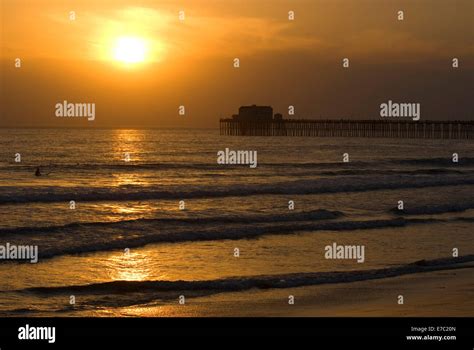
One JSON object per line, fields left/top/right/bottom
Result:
{"left": 0, "top": 128, "right": 473, "bottom": 316}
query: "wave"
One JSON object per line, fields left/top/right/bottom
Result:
{"left": 0, "top": 304, "right": 94, "bottom": 316}
{"left": 0, "top": 216, "right": 456, "bottom": 261}
{"left": 20, "top": 255, "right": 474, "bottom": 303}
{"left": 392, "top": 202, "right": 474, "bottom": 215}
{"left": 394, "top": 157, "right": 474, "bottom": 166}
{"left": 3, "top": 157, "right": 474, "bottom": 172}
{"left": 316, "top": 168, "right": 470, "bottom": 176}
{"left": 1, "top": 162, "right": 219, "bottom": 172}
{"left": 1, "top": 174, "right": 474, "bottom": 204}
{"left": 268, "top": 157, "right": 474, "bottom": 168}
{"left": 0, "top": 209, "right": 343, "bottom": 235}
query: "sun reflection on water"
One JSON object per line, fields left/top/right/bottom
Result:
{"left": 112, "top": 173, "right": 149, "bottom": 187}
{"left": 106, "top": 250, "right": 152, "bottom": 281}
{"left": 112, "top": 129, "right": 143, "bottom": 163}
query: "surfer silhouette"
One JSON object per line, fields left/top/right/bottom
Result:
{"left": 35, "top": 167, "right": 41, "bottom": 177}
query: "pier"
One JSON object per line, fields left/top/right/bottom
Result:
{"left": 219, "top": 119, "right": 474, "bottom": 139}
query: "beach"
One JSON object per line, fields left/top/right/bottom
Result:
{"left": 0, "top": 128, "right": 473, "bottom": 317}
{"left": 123, "top": 264, "right": 474, "bottom": 317}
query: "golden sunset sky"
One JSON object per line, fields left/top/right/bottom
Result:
{"left": 1, "top": 0, "right": 473, "bottom": 127}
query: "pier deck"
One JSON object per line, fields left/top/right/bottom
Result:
{"left": 219, "top": 119, "right": 474, "bottom": 139}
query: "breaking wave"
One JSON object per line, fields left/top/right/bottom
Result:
{"left": 1, "top": 174, "right": 473, "bottom": 204}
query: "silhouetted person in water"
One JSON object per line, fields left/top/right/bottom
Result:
{"left": 35, "top": 167, "right": 41, "bottom": 177}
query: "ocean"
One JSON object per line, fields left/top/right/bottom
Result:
{"left": 0, "top": 128, "right": 473, "bottom": 316}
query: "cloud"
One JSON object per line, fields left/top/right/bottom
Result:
{"left": 7, "top": 5, "right": 321, "bottom": 61}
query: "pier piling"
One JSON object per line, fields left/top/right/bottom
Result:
{"left": 219, "top": 119, "right": 474, "bottom": 139}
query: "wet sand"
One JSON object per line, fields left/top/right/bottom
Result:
{"left": 109, "top": 264, "right": 473, "bottom": 317}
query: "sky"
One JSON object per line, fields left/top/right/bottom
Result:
{"left": 1, "top": 0, "right": 473, "bottom": 128}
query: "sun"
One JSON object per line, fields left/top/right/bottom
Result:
{"left": 113, "top": 37, "right": 147, "bottom": 64}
